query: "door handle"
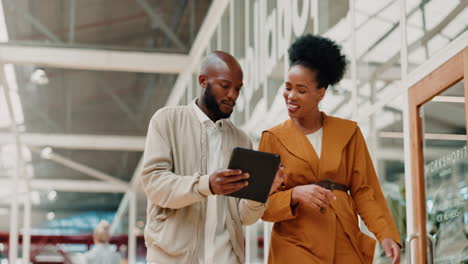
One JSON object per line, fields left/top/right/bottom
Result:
{"left": 427, "top": 234, "right": 436, "bottom": 264}
{"left": 405, "top": 233, "right": 419, "bottom": 264}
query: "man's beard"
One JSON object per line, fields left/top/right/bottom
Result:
{"left": 203, "top": 83, "right": 234, "bottom": 119}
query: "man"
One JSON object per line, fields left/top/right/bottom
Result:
{"left": 141, "top": 51, "right": 279, "bottom": 264}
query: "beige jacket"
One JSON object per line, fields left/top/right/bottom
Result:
{"left": 141, "top": 102, "right": 266, "bottom": 264}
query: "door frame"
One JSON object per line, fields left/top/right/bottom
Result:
{"left": 408, "top": 47, "right": 467, "bottom": 263}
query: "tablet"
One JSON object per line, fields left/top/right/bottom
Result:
{"left": 226, "top": 147, "right": 280, "bottom": 203}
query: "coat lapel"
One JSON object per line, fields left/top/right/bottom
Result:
{"left": 267, "top": 118, "right": 320, "bottom": 178}
{"left": 267, "top": 113, "right": 358, "bottom": 181}
{"left": 318, "top": 113, "right": 357, "bottom": 180}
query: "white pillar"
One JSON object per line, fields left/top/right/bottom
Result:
{"left": 1, "top": 64, "right": 20, "bottom": 264}
{"left": 400, "top": 0, "right": 415, "bottom": 263}
{"left": 22, "top": 180, "right": 32, "bottom": 264}
{"left": 8, "top": 157, "right": 19, "bottom": 264}
{"left": 128, "top": 191, "right": 137, "bottom": 264}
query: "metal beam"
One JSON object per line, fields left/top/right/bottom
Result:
{"left": 370, "top": 1, "right": 467, "bottom": 81}
{"left": 357, "top": 0, "right": 432, "bottom": 62}
{"left": 137, "top": 74, "right": 159, "bottom": 119}
{"left": 0, "top": 44, "right": 190, "bottom": 74}
{"left": 68, "top": 0, "right": 76, "bottom": 43}
{"left": 0, "top": 179, "right": 129, "bottom": 193}
{"left": 0, "top": 133, "right": 145, "bottom": 151}
{"left": 32, "top": 179, "right": 128, "bottom": 193}
{"left": 163, "top": 0, "right": 188, "bottom": 48}
{"left": 22, "top": 100, "right": 63, "bottom": 131}
{"left": 4, "top": 1, "right": 62, "bottom": 43}
{"left": 136, "top": 0, "right": 186, "bottom": 51}
{"left": 334, "top": 2, "right": 466, "bottom": 117}
{"left": 380, "top": 132, "right": 467, "bottom": 141}
{"left": 357, "top": 30, "right": 468, "bottom": 122}
{"left": 100, "top": 80, "right": 143, "bottom": 130}
{"left": 31, "top": 148, "right": 130, "bottom": 188}
{"left": 189, "top": 0, "right": 196, "bottom": 43}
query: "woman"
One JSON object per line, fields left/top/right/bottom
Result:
{"left": 259, "top": 35, "right": 401, "bottom": 264}
{"left": 83, "top": 220, "right": 121, "bottom": 264}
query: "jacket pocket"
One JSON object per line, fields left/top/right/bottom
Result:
{"left": 358, "top": 232, "right": 376, "bottom": 263}
{"left": 149, "top": 207, "right": 175, "bottom": 231}
{"left": 148, "top": 205, "right": 192, "bottom": 257}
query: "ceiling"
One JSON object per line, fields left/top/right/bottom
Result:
{"left": 0, "top": 0, "right": 213, "bottom": 233}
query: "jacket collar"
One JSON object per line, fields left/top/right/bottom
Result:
{"left": 266, "top": 113, "right": 357, "bottom": 181}
{"left": 192, "top": 98, "right": 224, "bottom": 130}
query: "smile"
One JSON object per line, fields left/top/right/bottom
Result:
{"left": 287, "top": 103, "right": 299, "bottom": 113}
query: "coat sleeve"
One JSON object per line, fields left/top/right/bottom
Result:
{"left": 238, "top": 199, "right": 267, "bottom": 225}
{"left": 259, "top": 132, "right": 298, "bottom": 223}
{"left": 350, "top": 127, "right": 402, "bottom": 245}
{"left": 140, "top": 109, "right": 212, "bottom": 209}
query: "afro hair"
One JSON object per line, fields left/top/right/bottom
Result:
{"left": 288, "top": 34, "right": 347, "bottom": 89}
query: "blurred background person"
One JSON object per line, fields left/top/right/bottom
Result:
{"left": 84, "top": 220, "right": 121, "bottom": 264}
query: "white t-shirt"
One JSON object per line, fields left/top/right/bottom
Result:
{"left": 306, "top": 128, "right": 323, "bottom": 158}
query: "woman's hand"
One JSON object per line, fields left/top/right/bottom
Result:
{"left": 381, "top": 238, "right": 401, "bottom": 264}
{"left": 291, "top": 184, "right": 336, "bottom": 209}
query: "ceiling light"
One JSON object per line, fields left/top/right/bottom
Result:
{"left": 40, "top": 147, "right": 53, "bottom": 159}
{"left": 46, "top": 211, "right": 55, "bottom": 221}
{"left": 47, "top": 190, "right": 57, "bottom": 201}
{"left": 30, "top": 68, "right": 49, "bottom": 86}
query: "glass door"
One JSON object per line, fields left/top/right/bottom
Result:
{"left": 420, "top": 80, "right": 467, "bottom": 263}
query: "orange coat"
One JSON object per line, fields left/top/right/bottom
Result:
{"left": 259, "top": 114, "right": 401, "bottom": 263}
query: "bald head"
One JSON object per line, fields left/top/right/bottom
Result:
{"left": 200, "top": 51, "right": 243, "bottom": 78}
{"left": 197, "top": 51, "right": 244, "bottom": 122}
